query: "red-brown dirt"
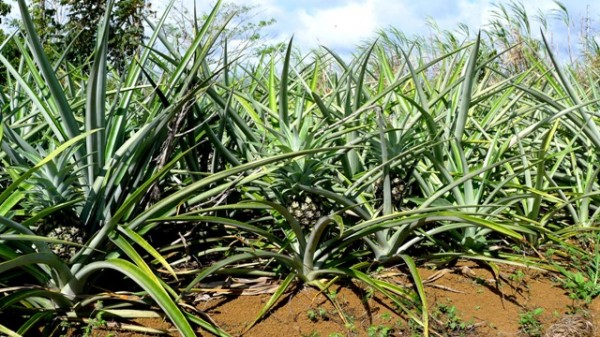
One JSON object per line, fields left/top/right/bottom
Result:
{"left": 73, "top": 261, "right": 599, "bottom": 336}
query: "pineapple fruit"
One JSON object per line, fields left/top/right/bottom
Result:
{"left": 42, "top": 223, "right": 85, "bottom": 260}
{"left": 287, "top": 194, "right": 324, "bottom": 227}
{"left": 373, "top": 171, "right": 408, "bottom": 210}
{"left": 36, "top": 207, "right": 85, "bottom": 260}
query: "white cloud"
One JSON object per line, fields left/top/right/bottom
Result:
{"left": 156, "top": 0, "right": 600, "bottom": 58}
{"left": 294, "top": 1, "right": 378, "bottom": 50}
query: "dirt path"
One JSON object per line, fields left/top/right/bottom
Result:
{"left": 79, "top": 262, "right": 598, "bottom": 336}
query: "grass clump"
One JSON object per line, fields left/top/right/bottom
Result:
{"left": 519, "top": 308, "right": 544, "bottom": 337}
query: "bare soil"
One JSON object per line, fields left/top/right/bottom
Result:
{"left": 75, "top": 261, "right": 599, "bottom": 337}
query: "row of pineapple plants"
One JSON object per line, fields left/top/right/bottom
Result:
{"left": 2, "top": 0, "right": 600, "bottom": 336}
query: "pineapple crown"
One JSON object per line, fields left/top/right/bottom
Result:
{"left": 24, "top": 173, "right": 80, "bottom": 211}
{"left": 13, "top": 143, "right": 83, "bottom": 217}
{"left": 271, "top": 158, "right": 334, "bottom": 204}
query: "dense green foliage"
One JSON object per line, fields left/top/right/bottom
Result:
{"left": 1, "top": 1, "right": 600, "bottom": 336}
{"left": 0, "top": 0, "right": 148, "bottom": 71}
{"left": 61, "top": 0, "right": 148, "bottom": 69}
{"left": 0, "top": 0, "right": 9, "bottom": 23}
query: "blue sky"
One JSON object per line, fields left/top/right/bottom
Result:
{"left": 6, "top": 0, "right": 599, "bottom": 59}
{"left": 167, "top": 0, "right": 600, "bottom": 58}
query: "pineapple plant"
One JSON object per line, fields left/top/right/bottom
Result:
{"left": 367, "top": 109, "right": 423, "bottom": 213}
{"left": 261, "top": 119, "right": 337, "bottom": 228}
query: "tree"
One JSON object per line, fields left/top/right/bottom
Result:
{"left": 162, "top": 2, "right": 282, "bottom": 61}
{"left": 1, "top": 0, "right": 149, "bottom": 72}
{"left": 61, "top": 0, "right": 150, "bottom": 71}
{"left": 0, "top": 0, "right": 9, "bottom": 23}
{"left": 31, "top": 0, "right": 63, "bottom": 43}
{"left": 0, "top": 1, "right": 16, "bottom": 85}
{"left": 0, "top": 30, "right": 19, "bottom": 85}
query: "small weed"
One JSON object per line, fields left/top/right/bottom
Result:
{"left": 64, "top": 306, "right": 110, "bottom": 337}
{"left": 365, "top": 286, "right": 375, "bottom": 300}
{"left": 344, "top": 321, "right": 357, "bottom": 332}
{"left": 379, "top": 312, "right": 392, "bottom": 322}
{"left": 553, "top": 233, "right": 600, "bottom": 303}
{"left": 307, "top": 309, "right": 318, "bottom": 322}
{"left": 84, "top": 312, "right": 109, "bottom": 337}
{"left": 58, "top": 320, "right": 74, "bottom": 337}
{"left": 518, "top": 307, "right": 544, "bottom": 337}
{"left": 435, "top": 303, "right": 471, "bottom": 331}
{"left": 367, "top": 324, "right": 393, "bottom": 337}
{"left": 307, "top": 308, "right": 329, "bottom": 322}
{"left": 562, "top": 271, "right": 600, "bottom": 303}
{"left": 472, "top": 276, "right": 487, "bottom": 286}
{"left": 509, "top": 269, "right": 527, "bottom": 288}
{"left": 406, "top": 319, "right": 424, "bottom": 337}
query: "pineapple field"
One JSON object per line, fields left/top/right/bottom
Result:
{"left": 2, "top": 0, "right": 600, "bottom": 336}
